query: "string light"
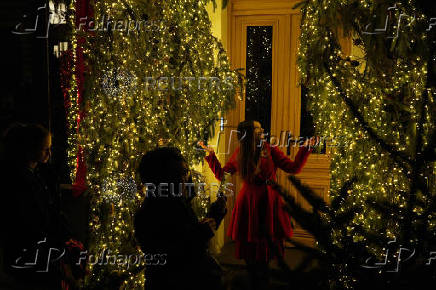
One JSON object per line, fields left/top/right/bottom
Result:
{"left": 64, "top": 0, "right": 241, "bottom": 288}
{"left": 298, "top": 0, "right": 435, "bottom": 287}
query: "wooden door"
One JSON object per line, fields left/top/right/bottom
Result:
{"left": 222, "top": 0, "right": 332, "bottom": 247}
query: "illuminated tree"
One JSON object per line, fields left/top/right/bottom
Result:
{"left": 64, "top": 0, "right": 240, "bottom": 288}
{"left": 291, "top": 0, "right": 436, "bottom": 288}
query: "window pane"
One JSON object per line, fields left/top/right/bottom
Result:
{"left": 245, "top": 26, "right": 272, "bottom": 136}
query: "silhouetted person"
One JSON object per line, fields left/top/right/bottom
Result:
{"left": 134, "top": 147, "right": 224, "bottom": 290}
{"left": 0, "top": 124, "right": 66, "bottom": 289}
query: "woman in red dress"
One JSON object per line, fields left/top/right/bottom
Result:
{"left": 199, "top": 120, "right": 316, "bottom": 289}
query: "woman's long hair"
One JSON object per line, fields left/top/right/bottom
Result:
{"left": 237, "top": 120, "right": 260, "bottom": 183}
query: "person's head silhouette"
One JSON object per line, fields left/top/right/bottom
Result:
{"left": 2, "top": 123, "right": 51, "bottom": 169}
{"left": 138, "top": 146, "right": 193, "bottom": 200}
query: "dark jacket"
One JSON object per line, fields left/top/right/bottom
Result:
{"left": 134, "top": 196, "right": 224, "bottom": 290}
{"left": 0, "top": 162, "right": 65, "bottom": 289}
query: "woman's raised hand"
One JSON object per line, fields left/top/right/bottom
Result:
{"left": 303, "top": 136, "right": 321, "bottom": 148}
{"left": 197, "top": 141, "right": 214, "bottom": 154}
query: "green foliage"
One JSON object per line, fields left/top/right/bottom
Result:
{"left": 292, "top": 0, "right": 436, "bottom": 288}
{"left": 72, "top": 0, "right": 241, "bottom": 287}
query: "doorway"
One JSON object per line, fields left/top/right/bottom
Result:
{"left": 223, "top": 0, "right": 332, "bottom": 247}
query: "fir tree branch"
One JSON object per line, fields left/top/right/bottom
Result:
{"left": 422, "top": 128, "right": 436, "bottom": 161}
{"left": 286, "top": 237, "right": 325, "bottom": 260}
{"left": 288, "top": 175, "right": 330, "bottom": 213}
{"left": 267, "top": 179, "right": 333, "bottom": 250}
{"left": 330, "top": 176, "right": 357, "bottom": 211}
{"left": 323, "top": 60, "right": 414, "bottom": 170}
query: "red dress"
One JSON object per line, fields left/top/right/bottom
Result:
{"left": 205, "top": 142, "right": 312, "bottom": 262}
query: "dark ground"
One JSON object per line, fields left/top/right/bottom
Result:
{"left": 217, "top": 242, "right": 319, "bottom": 290}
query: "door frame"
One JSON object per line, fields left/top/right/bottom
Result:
{"left": 223, "top": 0, "right": 342, "bottom": 246}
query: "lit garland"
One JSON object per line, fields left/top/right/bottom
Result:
{"left": 64, "top": 0, "right": 240, "bottom": 288}
{"left": 298, "top": 0, "right": 436, "bottom": 287}
{"left": 64, "top": 0, "right": 80, "bottom": 181}
{"left": 190, "top": 169, "right": 211, "bottom": 219}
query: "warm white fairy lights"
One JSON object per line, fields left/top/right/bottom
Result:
{"left": 298, "top": 0, "right": 435, "bottom": 287}
{"left": 65, "top": 0, "right": 240, "bottom": 288}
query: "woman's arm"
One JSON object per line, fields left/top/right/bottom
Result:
{"left": 204, "top": 148, "right": 239, "bottom": 181}
{"left": 270, "top": 145, "right": 312, "bottom": 174}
